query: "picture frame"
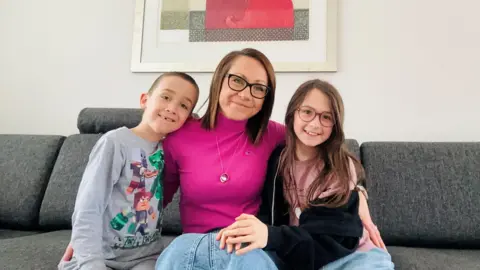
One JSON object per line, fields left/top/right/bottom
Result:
{"left": 131, "top": 0, "right": 338, "bottom": 72}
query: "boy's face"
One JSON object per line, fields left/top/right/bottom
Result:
{"left": 140, "top": 76, "right": 199, "bottom": 136}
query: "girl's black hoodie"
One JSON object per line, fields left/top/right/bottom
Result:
{"left": 257, "top": 145, "right": 364, "bottom": 270}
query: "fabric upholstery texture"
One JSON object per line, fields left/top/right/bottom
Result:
{"left": 0, "top": 135, "right": 64, "bottom": 229}
{"left": 361, "top": 142, "right": 480, "bottom": 248}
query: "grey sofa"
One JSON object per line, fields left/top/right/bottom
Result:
{"left": 0, "top": 108, "right": 479, "bottom": 270}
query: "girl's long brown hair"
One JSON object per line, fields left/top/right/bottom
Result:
{"left": 280, "top": 79, "right": 365, "bottom": 209}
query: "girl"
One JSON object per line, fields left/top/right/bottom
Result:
{"left": 217, "top": 79, "right": 394, "bottom": 270}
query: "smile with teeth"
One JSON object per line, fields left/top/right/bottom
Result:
{"left": 159, "top": 114, "right": 175, "bottom": 123}
{"left": 304, "top": 129, "right": 320, "bottom": 136}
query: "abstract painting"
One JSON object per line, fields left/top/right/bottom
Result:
{"left": 159, "top": 0, "right": 309, "bottom": 42}
{"left": 132, "top": 0, "right": 337, "bottom": 72}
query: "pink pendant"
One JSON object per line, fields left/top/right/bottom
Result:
{"left": 220, "top": 173, "right": 229, "bottom": 183}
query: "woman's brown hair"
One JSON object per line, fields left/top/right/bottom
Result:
{"left": 201, "top": 48, "right": 276, "bottom": 144}
{"left": 280, "top": 79, "right": 365, "bottom": 209}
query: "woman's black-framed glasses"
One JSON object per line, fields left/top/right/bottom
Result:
{"left": 227, "top": 74, "right": 270, "bottom": 99}
{"left": 297, "top": 106, "right": 335, "bottom": 127}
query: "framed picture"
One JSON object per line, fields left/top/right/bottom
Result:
{"left": 131, "top": 0, "right": 337, "bottom": 72}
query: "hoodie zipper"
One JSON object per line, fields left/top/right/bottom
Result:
{"left": 270, "top": 161, "right": 280, "bottom": 226}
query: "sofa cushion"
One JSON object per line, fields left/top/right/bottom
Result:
{"left": 361, "top": 142, "right": 480, "bottom": 248}
{"left": 0, "top": 230, "right": 72, "bottom": 270}
{"left": 162, "top": 191, "right": 182, "bottom": 235}
{"left": 39, "top": 134, "right": 102, "bottom": 229}
{"left": 0, "top": 229, "right": 41, "bottom": 240}
{"left": 77, "top": 108, "right": 142, "bottom": 134}
{"left": 345, "top": 139, "right": 360, "bottom": 159}
{"left": 0, "top": 135, "right": 65, "bottom": 229}
{"left": 388, "top": 246, "right": 480, "bottom": 270}
{"left": 0, "top": 230, "right": 177, "bottom": 270}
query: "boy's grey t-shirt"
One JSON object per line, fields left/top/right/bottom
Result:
{"left": 71, "top": 127, "right": 165, "bottom": 269}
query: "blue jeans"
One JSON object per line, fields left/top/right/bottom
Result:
{"left": 155, "top": 232, "right": 278, "bottom": 270}
{"left": 322, "top": 248, "right": 395, "bottom": 270}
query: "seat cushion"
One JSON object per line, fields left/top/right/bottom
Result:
{"left": 388, "top": 246, "right": 480, "bottom": 270}
{"left": 38, "top": 134, "right": 102, "bottom": 229}
{"left": 0, "top": 135, "right": 65, "bottom": 229}
{"left": 0, "top": 229, "right": 41, "bottom": 240}
{"left": 0, "top": 230, "right": 71, "bottom": 270}
{"left": 0, "top": 230, "right": 178, "bottom": 270}
{"left": 361, "top": 142, "right": 480, "bottom": 248}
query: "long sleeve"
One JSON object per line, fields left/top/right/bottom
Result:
{"left": 71, "top": 137, "right": 123, "bottom": 270}
{"left": 162, "top": 138, "right": 180, "bottom": 208}
{"left": 264, "top": 192, "right": 364, "bottom": 270}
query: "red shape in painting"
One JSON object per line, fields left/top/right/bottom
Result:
{"left": 205, "top": 0, "right": 294, "bottom": 29}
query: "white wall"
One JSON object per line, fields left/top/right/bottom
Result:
{"left": 1, "top": 0, "right": 479, "bottom": 142}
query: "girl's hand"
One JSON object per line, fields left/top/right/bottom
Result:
{"left": 219, "top": 214, "right": 268, "bottom": 255}
{"left": 364, "top": 221, "right": 386, "bottom": 250}
{"left": 358, "top": 190, "right": 387, "bottom": 250}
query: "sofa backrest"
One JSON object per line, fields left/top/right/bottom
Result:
{"left": 361, "top": 142, "right": 480, "bottom": 248}
{"left": 77, "top": 108, "right": 142, "bottom": 134}
{"left": 0, "top": 135, "right": 65, "bottom": 230}
{"left": 38, "top": 134, "right": 102, "bottom": 230}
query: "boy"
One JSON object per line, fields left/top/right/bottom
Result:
{"left": 59, "top": 72, "right": 199, "bottom": 270}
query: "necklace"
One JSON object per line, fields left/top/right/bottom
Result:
{"left": 215, "top": 133, "right": 245, "bottom": 183}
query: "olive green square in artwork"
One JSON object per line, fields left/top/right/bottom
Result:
{"left": 160, "top": 11, "right": 189, "bottom": 30}
{"left": 161, "top": 0, "right": 188, "bottom": 11}
{"left": 160, "top": 0, "right": 189, "bottom": 30}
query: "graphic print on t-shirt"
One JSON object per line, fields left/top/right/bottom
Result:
{"left": 109, "top": 148, "right": 164, "bottom": 249}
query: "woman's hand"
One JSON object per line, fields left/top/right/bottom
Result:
{"left": 216, "top": 225, "right": 242, "bottom": 254}
{"left": 62, "top": 243, "right": 74, "bottom": 261}
{"left": 358, "top": 191, "right": 386, "bottom": 250}
{"left": 216, "top": 214, "right": 268, "bottom": 255}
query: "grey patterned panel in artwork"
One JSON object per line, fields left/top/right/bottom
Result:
{"left": 189, "top": 11, "right": 205, "bottom": 30}
{"left": 294, "top": 9, "right": 309, "bottom": 40}
{"left": 189, "top": 11, "right": 205, "bottom": 42}
{"left": 205, "top": 28, "right": 294, "bottom": 42}
{"left": 189, "top": 30, "right": 206, "bottom": 42}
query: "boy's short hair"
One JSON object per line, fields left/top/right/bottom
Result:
{"left": 147, "top": 72, "right": 199, "bottom": 96}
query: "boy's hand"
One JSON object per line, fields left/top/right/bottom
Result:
{"left": 218, "top": 214, "right": 268, "bottom": 255}
{"left": 62, "top": 243, "right": 74, "bottom": 261}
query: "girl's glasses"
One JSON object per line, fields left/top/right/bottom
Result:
{"left": 297, "top": 106, "right": 335, "bottom": 127}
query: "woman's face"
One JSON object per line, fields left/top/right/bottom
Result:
{"left": 218, "top": 56, "right": 268, "bottom": 121}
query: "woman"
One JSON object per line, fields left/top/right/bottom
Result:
{"left": 60, "top": 48, "right": 385, "bottom": 269}
{"left": 155, "top": 48, "right": 285, "bottom": 269}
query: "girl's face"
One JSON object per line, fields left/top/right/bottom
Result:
{"left": 218, "top": 56, "right": 268, "bottom": 121}
{"left": 293, "top": 88, "right": 334, "bottom": 151}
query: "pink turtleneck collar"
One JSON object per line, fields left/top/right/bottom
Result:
{"left": 212, "top": 111, "right": 248, "bottom": 133}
